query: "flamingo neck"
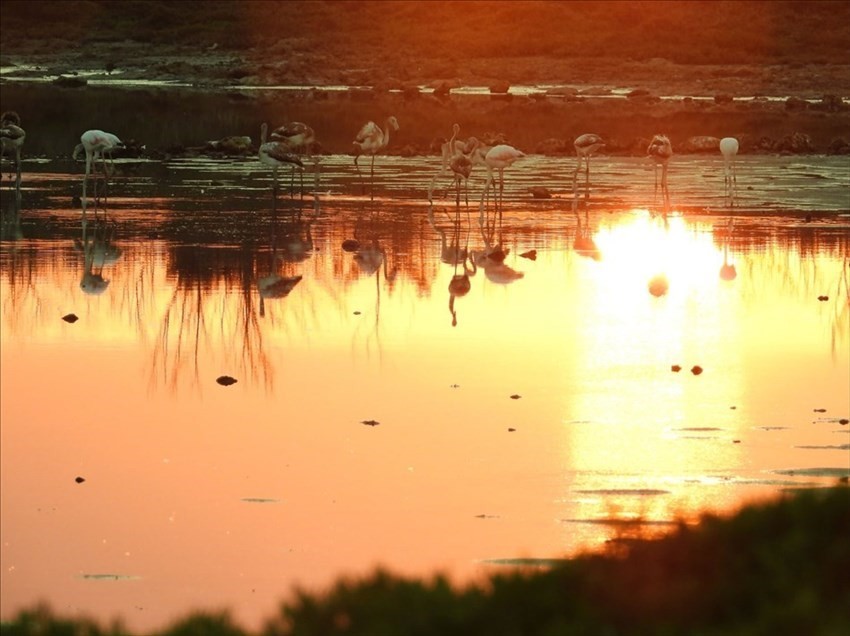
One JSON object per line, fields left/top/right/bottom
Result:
{"left": 383, "top": 118, "right": 393, "bottom": 148}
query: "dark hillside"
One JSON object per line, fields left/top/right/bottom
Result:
{"left": 3, "top": 1, "right": 849, "bottom": 65}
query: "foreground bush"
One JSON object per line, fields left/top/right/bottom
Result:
{"left": 3, "top": 486, "right": 849, "bottom": 635}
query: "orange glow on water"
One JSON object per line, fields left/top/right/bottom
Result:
{"left": 2, "top": 206, "right": 848, "bottom": 632}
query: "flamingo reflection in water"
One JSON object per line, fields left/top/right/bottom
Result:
{"left": 73, "top": 196, "right": 122, "bottom": 296}
{"left": 1, "top": 183, "right": 23, "bottom": 243}
{"left": 573, "top": 211, "right": 601, "bottom": 261}
{"left": 1, "top": 111, "right": 26, "bottom": 190}
{"left": 256, "top": 189, "right": 310, "bottom": 316}
{"left": 718, "top": 217, "right": 737, "bottom": 282}
{"left": 470, "top": 193, "right": 524, "bottom": 286}
{"left": 428, "top": 202, "right": 475, "bottom": 327}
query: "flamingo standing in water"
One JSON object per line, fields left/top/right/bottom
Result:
{"left": 353, "top": 115, "right": 399, "bottom": 197}
{"left": 0, "top": 111, "right": 26, "bottom": 188}
{"left": 719, "top": 136, "right": 739, "bottom": 205}
{"left": 272, "top": 120, "right": 318, "bottom": 195}
{"left": 73, "top": 129, "right": 124, "bottom": 213}
{"left": 450, "top": 148, "right": 474, "bottom": 210}
{"left": 478, "top": 144, "right": 525, "bottom": 223}
{"left": 647, "top": 134, "right": 673, "bottom": 200}
{"left": 573, "top": 133, "right": 604, "bottom": 200}
{"left": 259, "top": 123, "right": 304, "bottom": 197}
{"left": 427, "top": 123, "right": 463, "bottom": 202}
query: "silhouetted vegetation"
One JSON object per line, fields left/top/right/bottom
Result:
{"left": 2, "top": 1, "right": 849, "bottom": 65}
{"left": 3, "top": 487, "right": 848, "bottom": 635}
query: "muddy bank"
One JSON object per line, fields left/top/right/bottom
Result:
{"left": 2, "top": 42, "right": 850, "bottom": 157}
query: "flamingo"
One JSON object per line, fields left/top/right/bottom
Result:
{"left": 272, "top": 120, "right": 318, "bottom": 193}
{"left": 353, "top": 115, "right": 399, "bottom": 197}
{"left": 272, "top": 120, "right": 315, "bottom": 152}
{"left": 478, "top": 144, "right": 525, "bottom": 223}
{"left": 0, "top": 111, "right": 25, "bottom": 188}
{"left": 647, "top": 134, "right": 673, "bottom": 200}
{"left": 259, "top": 122, "right": 304, "bottom": 197}
{"left": 450, "top": 149, "right": 474, "bottom": 210}
{"left": 719, "top": 136, "right": 739, "bottom": 205}
{"left": 573, "top": 133, "right": 604, "bottom": 201}
{"left": 73, "top": 129, "right": 124, "bottom": 214}
{"left": 427, "top": 123, "right": 462, "bottom": 202}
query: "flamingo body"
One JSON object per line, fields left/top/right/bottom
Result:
{"left": 353, "top": 116, "right": 399, "bottom": 157}
{"left": 574, "top": 133, "right": 605, "bottom": 158}
{"left": 0, "top": 111, "right": 25, "bottom": 186}
{"left": 259, "top": 122, "right": 304, "bottom": 196}
{"left": 573, "top": 133, "right": 605, "bottom": 201}
{"left": 647, "top": 134, "right": 673, "bottom": 199}
{"left": 75, "top": 129, "right": 124, "bottom": 213}
{"left": 478, "top": 144, "right": 525, "bottom": 220}
{"left": 353, "top": 116, "right": 399, "bottom": 197}
{"left": 258, "top": 274, "right": 303, "bottom": 299}
{"left": 271, "top": 121, "right": 315, "bottom": 152}
{"left": 720, "top": 136, "right": 739, "bottom": 205}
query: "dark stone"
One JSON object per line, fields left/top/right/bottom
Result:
{"left": 62, "top": 313, "right": 79, "bottom": 323}
{"left": 216, "top": 375, "right": 238, "bottom": 386}
{"left": 54, "top": 75, "right": 88, "bottom": 88}
{"left": 785, "top": 96, "right": 809, "bottom": 111}
{"left": 489, "top": 80, "right": 510, "bottom": 94}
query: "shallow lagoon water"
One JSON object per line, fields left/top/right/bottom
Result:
{"left": 1, "top": 145, "right": 849, "bottom": 632}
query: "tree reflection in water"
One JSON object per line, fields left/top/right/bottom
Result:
{"left": 149, "top": 195, "right": 315, "bottom": 394}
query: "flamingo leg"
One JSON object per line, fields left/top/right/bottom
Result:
{"left": 498, "top": 168, "right": 505, "bottom": 206}
{"left": 585, "top": 156, "right": 591, "bottom": 200}
{"left": 731, "top": 161, "right": 737, "bottom": 205}
{"left": 14, "top": 148, "right": 22, "bottom": 191}
{"left": 81, "top": 151, "right": 94, "bottom": 225}
{"left": 370, "top": 154, "right": 376, "bottom": 200}
{"left": 653, "top": 164, "right": 659, "bottom": 199}
{"left": 478, "top": 173, "right": 493, "bottom": 226}
{"left": 354, "top": 153, "right": 364, "bottom": 192}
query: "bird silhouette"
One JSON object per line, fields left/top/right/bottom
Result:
{"left": 353, "top": 115, "right": 399, "bottom": 198}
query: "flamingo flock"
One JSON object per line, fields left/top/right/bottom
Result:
{"left": 0, "top": 110, "right": 745, "bottom": 221}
